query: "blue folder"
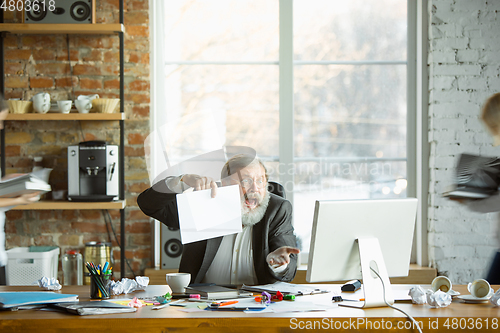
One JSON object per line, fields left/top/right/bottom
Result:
{"left": 0, "top": 292, "right": 79, "bottom": 309}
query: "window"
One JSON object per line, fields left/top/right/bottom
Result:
{"left": 150, "top": 0, "right": 410, "bottom": 258}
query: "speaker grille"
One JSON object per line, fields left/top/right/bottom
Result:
{"left": 164, "top": 239, "right": 183, "bottom": 258}
{"left": 70, "top": 1, "right": 91, "bottom": 22}
{"left": 24, "top": 0, "right": 94, "bottom": 24}
{"left": 26, "top": 6, "right": 47, "bottom": 22}
{"left": 161, "top": 225, "right": 183, "bottom": 269}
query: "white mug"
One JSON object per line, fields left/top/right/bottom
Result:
{"left": 468, "top": 279, "right": 494, "bottom": 298}
{"left": 32, "top": 92, "right": 50, "bottom": 114}
{"left": 165, "top": 273, "right": 191, "bottom": 293}
{"left": 75, "top": 99, "right": 92, "bottom": 113}
{"left": 57, "top": 100, "right": 72, "bottom": 114}
{"left": 431, "top": 276, "right": 452, "bottom": 293}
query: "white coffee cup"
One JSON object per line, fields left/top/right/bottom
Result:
{"left": 431, "top": 276, "right": 452, "bottom": 293}
{"left": 32, "top": 92, "right": 51, "bottom": 113}
{"left": 166, "top": 273, "right": 191, "bottom": 293}
{"left": 57, "top": 100, "right": 72, "bottom": 113}
{"left": 468, "top": 279, "right": 494, "bottom": 298}
{"left": 75, "top": 99, "right": 92, "bottom": 113}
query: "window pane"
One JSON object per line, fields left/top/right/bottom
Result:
{"left": 294, "top": 64, "right": 407, "bottom": 159}
{"left": 294, "top": 0, "right": 407, "bottom": 61}
{"left": 293, "top": 0, "right": 408, "bottom": 256}
{"left": 294, "top": 160, "right": 407, "bottom": 251}
{"left": 162, "top": 0, "right": 279, "bottom": 62}
{"left": 162, "top": 64, "right": 279, "bottom": 160}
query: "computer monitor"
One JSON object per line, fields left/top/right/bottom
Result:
{"left": 306, "top": 198, "right": 418, "bottom": 308}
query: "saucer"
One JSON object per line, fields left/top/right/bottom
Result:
{"left": 447, "top": 289, "right": 460, "bottom": 297}
{"left": 457, "top": 295, "right": 490, "bottom": 303}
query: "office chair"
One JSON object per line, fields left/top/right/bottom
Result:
{"left": 268, "top": 181, "right": 286, "bottom": 199}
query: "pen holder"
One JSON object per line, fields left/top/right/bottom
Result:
{"left": 90, "top": 275, "right": 110, "bottom": 299}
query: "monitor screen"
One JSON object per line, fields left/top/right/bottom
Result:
{"left": 306, "top": 198, "right": 418, "bottom": 283}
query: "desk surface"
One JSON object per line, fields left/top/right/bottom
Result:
{"left": 1, "top": 285, "right": 499, "bottom": 333}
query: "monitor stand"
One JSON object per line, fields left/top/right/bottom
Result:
{"left": 340, "top": 237, "right": 394, "bottom": 309}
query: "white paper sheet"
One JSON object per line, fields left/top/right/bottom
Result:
{"left": 176, "top": 185, "right": 242, "bottom": 244}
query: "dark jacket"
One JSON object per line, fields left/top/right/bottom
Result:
{"left": 137, "top": 179, "right": 298, "bottom": 284}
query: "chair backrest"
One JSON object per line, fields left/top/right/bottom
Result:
{"left": 268, "top": 181, "right": 286, "bottom": 199}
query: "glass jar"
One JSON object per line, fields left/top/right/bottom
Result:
{"left": 62, "top": 250, "right": 83, "bottom": 285}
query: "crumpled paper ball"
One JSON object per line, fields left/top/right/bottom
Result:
{"left": 408, "top": 285, "right": 427, "bottom": 304}
{"left": 490, "top": 288, "right": 500, "bottom": 306}
{"left": 135, "top": 276, "right": 149, "bottom": 290}
{"left": 36, "top": 276, "right": 61, "bottom": 291}
{"left": 109, "top": 276, "right": 150, "bottom": 295}
{"left": 426, "top": 289, "right": 452, "bottom": 308}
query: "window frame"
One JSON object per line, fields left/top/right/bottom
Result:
{"left": 149, "top": 0, "right": 427, "bottom": 267}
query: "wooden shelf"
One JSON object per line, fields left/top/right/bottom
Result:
{"left": 11, "top": 200, "right": 126, "bottom": 210}
{"left": 0, "top": 23, "right": 124, "bottom": 35}
{"left": 6, "top": 113, "right": 125, "bottom": 121}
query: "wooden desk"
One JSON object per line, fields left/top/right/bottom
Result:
{"left": 1, "top": 285, "right": 499, "bottom": 333}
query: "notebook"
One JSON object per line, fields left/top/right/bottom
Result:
{"left": 184, "top": 285, "right": 240, "bottom": 299}
{"left": 442, "top": 153, "right": 500, "bottom": 199}
{"left": 51, "top": 301, "right": 137, "bottom": 315}
{"left": 0, "top": 292, "right": 78, "bottom": 309}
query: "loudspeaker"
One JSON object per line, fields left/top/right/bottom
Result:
{"left": 160, "top": 224, "right": 183, "bottom": 269}
{"left": 23, "top": 0, "right": 95, "bottom": 24}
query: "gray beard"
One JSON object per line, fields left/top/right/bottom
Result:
{"left": 241, "top": 190, "right": 270, "bottom": 227}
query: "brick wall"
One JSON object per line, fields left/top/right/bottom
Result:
{"left": 2, "top": 0, "right": 151, "bottom": 280}
{"left": 428, "top": 0, "right": 500, "bottom": 283}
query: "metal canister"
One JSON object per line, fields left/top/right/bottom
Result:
{"left": 83, "top": 241, "right": 113, "bottom": 285}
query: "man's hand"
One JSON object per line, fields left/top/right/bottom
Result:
{"left": 15, "top": 192, "right": 42, "bottom": 205}
{"left": 267, "top": 246, "right": 300, "bottom": 267}
{"left": 181, "top": 174, "right": 218, "bottom": 198}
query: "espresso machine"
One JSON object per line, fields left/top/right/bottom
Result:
{"left": 67, "top": 141, "right": 119, "bottom": 202}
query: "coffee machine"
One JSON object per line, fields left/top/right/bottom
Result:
{"left": 68, "top": 141, "right": 119, "bottom": 202}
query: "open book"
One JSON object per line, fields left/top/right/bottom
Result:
{"left": 443, "top": 153, "right": 500, "bottom": 199}
{"left": 0, "top": 172, "right": 51, "bottom": 198}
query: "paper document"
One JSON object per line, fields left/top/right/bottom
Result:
{"left": 241, "top": 282, "right": 331, "bottom": 296}
{"left": 176, "top": 185, "right": 242, "bottom": 244}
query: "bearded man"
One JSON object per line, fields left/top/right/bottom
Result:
{"left": 137, "top": 154, "right": 300, "bottom": 285}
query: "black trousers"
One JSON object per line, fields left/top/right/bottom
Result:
{"left": 0, "top": 266, "right": 5, "bottom": 285}
{"left": 486, "top": 251, "right": 500, "bottom": 284}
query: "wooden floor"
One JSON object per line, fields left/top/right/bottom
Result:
{"left": 145, "top": 264, "right": 437, "bottom": 285}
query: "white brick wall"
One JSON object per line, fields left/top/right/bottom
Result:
{"left": 428, "top": 0, "right": 500, "bottom": 283}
